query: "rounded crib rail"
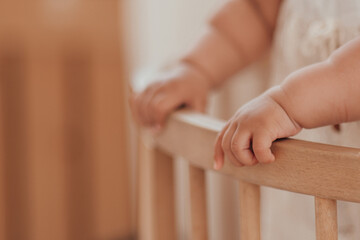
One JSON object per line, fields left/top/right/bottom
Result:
{"left": 137, "top": 110, "right": 360, "bottom": 240}
{"left": 155, "top": 110, "right": 360, "bottom": 203}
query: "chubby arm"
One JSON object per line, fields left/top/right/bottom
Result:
{"left": 214, "top": 36, "right": 360, "bottom": 169}
{"left": 272, "top": 37, "right": 360, "bottom": 128}
{"left": 131, "top": 0, "right": 282, "bottom": 128}
{"left": 183, "top": 0, "right": 282, "bottom": 88}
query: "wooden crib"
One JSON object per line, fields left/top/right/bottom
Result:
{"left": 136, "top": 110, "right": 360, "bottom": 240}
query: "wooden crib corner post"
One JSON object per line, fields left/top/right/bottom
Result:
{"left": 315, "top": 197, "right": 338, "bottom": 240}
{"left": 137, "top": 132, "right": 177, "bottom": 240}
{"left": 239, "top": 181, "right": 261, "bottom": 240}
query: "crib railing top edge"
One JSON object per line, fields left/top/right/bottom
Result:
{"left": 151, "top": 110, "right": 360, "bottom": 203}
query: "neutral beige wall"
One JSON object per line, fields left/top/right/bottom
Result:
{"left": 126, "top": 0, "right": 221, "bottom": 72}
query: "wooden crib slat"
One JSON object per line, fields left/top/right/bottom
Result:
{"left": 189, "top": 165, "right": 208, "bottom": 240}
{"left": 239, "top": 181, "right": 260, "bottom": 240}
{"left": 155, "top": 112, "right": 360, "bottom": 203}
{"left": 315, "top": 197, "right": 338, "bottom": 240}
{"left": 152, "top": 148, "right": 177, "bottom": 240}
{"left": 137, "top": 134, "right": 156, "bottom": 240}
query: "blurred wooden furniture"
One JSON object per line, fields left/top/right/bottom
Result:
{"left": 137, "top": 111, "right": 360, "bottom": 240}
{"left": 0, "top": 1, "right": 132, "bottom": 240}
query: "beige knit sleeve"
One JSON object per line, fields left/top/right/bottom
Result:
{"left": 183, "top": 0, "right": 281, "bottom": 87}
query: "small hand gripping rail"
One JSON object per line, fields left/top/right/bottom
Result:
{"left": 137, "top": 110, "right": 360, "bottom": 240}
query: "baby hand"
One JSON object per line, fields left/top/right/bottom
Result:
{"left": 130, "top": 64, "right": 211, "bottom": 130}
{"left": 213, "top": 87, "right": 302, "bottom": 169}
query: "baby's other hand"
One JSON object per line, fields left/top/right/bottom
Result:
{"left": 130, "top": 63, "right": 211, "bottom": 130}
{"left": 213, "top": 87, "right": 302, "bottom": 170}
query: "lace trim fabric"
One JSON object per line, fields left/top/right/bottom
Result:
{"left": 301, "top": 18, "right": 360, "bottom": 60}
{"left": 274, "top": 0, "right": 360, "bottom": 66}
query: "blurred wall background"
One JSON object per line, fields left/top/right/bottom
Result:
{"left": 126, "top": 0, "right": 221, "bottom": 73}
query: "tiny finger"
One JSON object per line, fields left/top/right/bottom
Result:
{"left": 231, "top": 128, "right": 257, "bottom": 166}
{"left": 252, "top": 131, "right": 275, "bottom": 163}
{"left": 140, "top": 87, "right": 159, "bottom": 126}
{"left": 213, "top": 124, "right": 229, "bottom": 170}
{"left": 222, "top": 123, "right": 244, "bottom": 167}
{"left": 150, "top": 94, "right": 183, "bottom": 127}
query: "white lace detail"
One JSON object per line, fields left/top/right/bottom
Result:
{"left": 301, "top": 19, "right": 360, "bottom": 61}
{"left": 301, "top": 19, "right": 339, "bottom": 60}
{"left": 270, "top": 0, "right": 360, "bottom": 86}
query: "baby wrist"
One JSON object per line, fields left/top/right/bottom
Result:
{"left": 266, "top": 86, "right": 302, "bottom": 130}
{"left": 180, "top": 60, "right": 215, "bottom": 90}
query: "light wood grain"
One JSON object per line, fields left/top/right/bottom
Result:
{"left": 89, "top": 2, "right": 133, "bottom": 238}
{"left": 0, "top": 94, "right": 4, "bottom": 240}
{"left": 0, "top": 19, "right": 32, "bottom": 240}
{"left": 155, "top": 111, "right": 360, "bottom": 203}
{"left": 27, "top": 20, "right": 68, "bottom": 240}
{"left": 239, "top": 181, "right": 260, "bottom": 240}
{"left": 315, "top": 197, "right": 338, "bottom": 240}
{"left": 189, "top": 165, "right": 208, "bottom": 240}
{"left": 137, "top": 134, "right": 156, "bottom": 240}
{"left": 137, "top": 133, "right": 180, "bottom": 240}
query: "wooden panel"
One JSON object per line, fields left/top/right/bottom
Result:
{"left": 189, "top": 165, "right": 208, "bottom": 240}
{"left": 0, "top": 1, "right": 133, "bottom": 239}
{"left": 0, "top": 40, "right": 30, "bottom": 240}
{"left": 0, "top": 3, "right": 68, "bottom": 238}
{"left": 155, "top": 111, "right": 360, "bottom": 203}
{"left": 27, "top": 32, "right": 68, "bottom": 240}
{"left": 89, "top": 2, "right": 133, "bottom": 238}
{"left": 239, "top": 181, "right": 260, "bottom": 240}
{"left": 62, "top": 43, "right": 96, "bottom": 240}
{"left": 315, "top": 197, "right": 337, "bottom": 240}
{"left": 0, "top": 87, "right": 4, "bottom": 240}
